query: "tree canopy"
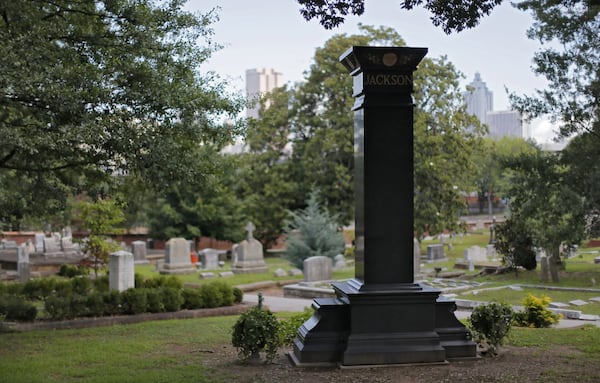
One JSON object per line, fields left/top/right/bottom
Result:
{"left": 238, "top": 25, "right": 485, "bottom": 242}
{"left": 510, "top": 1, "right": 599, "bottom": 139}
{"left": 0, "top": 0, "right": 242, "bottom": 224}
{"left": 296, "top": 0, "right": 503, "bottom": 33}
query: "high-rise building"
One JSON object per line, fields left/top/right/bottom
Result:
{"left": 486, "top": 110, "right": 524, "bottom": 138}
{"left": 463, "top": 72, "right": 493, "bottom": 125}
{"left": 245, "top": 68, "right": 284, "bottom": 119}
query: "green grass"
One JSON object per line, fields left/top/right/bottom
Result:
{"left": 132, "top": 256, "right": 356, "bottom": 287}
{"left": 509, "top": 325, "right": 600, "bottom": 355}
{"left": 0, "top": 316, "right": 240, "bottom": 383}
{"left": 2, "top": 314, "right": 600, "bottom": 382}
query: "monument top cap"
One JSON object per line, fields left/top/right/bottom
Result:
{"left": 339, "top": 46, "right": 428, "bottom": 75}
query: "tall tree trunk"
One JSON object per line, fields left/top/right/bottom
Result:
{"left": 540, "top": 255, "right": 549, "bottom": 283}
{"left": 546, "top": 247, "right": 560, "bottom": 282}
{"left": 487, "top": 188, "right": 493, "bottom": 215}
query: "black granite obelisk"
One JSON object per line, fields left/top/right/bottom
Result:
{"left": 289, "top": 46, "right": 476, "bottom": 367}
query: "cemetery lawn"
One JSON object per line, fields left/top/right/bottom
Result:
{"left": 1, "top": 316, "right": 600, "bottom": 383}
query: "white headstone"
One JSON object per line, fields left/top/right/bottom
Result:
{"left": 109, "top": 250, "right": 135, "bottom": 292}
{"left": 160, "top": 237, "right": 195, "bottom": 274}
{"left": 199, "top": 248, "right": 220, "bottom": 270}
{"left": 303, "top": 256, "right": 333, "bottom": 282}
{"left": 34, "top": 233, "right": 45, "bottom": 253}
{"left": 17, "top": 244, "right": 30, "bottom": 283}
{"left": 43, "top": 237, "right": 61, "bottom": 254}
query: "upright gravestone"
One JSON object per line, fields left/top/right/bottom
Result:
{"left": 290, "top": 46, "right": 475, "bottom": 367}
{"left": 160, "top": 237, "right": 195, "bottom": 274}
{"left": 132, "top": 240, "right": 149, "bottom": 264}
{"left": 17, "top": 244, "right": 30, "bottom": 283}
{"left": 198, "top": 248, "right": 220, "bottom": 270}
{"left": 109, "top": 250, "right": 134, "bottom": 292}
{"left": 231, "top": 222, "right": 268, "bottom": 274}
{"left": 304, "top": 256, "right": 333, "bottom": 282}
{"left": 34, "top": 233, "right": 45, "bottom": 253}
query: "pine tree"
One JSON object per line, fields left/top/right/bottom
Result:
{"left": 284, "top": 191, "right": 345, "bottom": 270}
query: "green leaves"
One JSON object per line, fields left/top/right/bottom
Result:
{"left": 510, "top": 1, "right": 599, "bottom": 138}
{"left": 0, "top": 0, "right": 242, "bottom": 224}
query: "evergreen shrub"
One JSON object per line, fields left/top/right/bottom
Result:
{"left": 279, "top": 308, "right": 313, "bottom": 346}
{"left": 468, "top": 302, "right": 514, "bottom": 356}
{"left": 284, "top": 190, "right": 345, "bottom": 270}
{"left": 182, "top": 288, "right": 204, "bottom": 310}
{"left": 232, "top": 306, "right": 280, "bottom": 363}
{"left": 161, "top": 287, "right": 184, "bottom": 312}
{"left": 146, "top": 289, "right": 164, "bottom": 313}
{"left": 233, "top": 287, "right": 244, "bottom": 304}
{"left": 514, "top": 294, "right": 559, "bottom": 328}
{"left": 122, "top": 288, "right": 148, "bottom": 315}
{"left": 0, "top": 294, "right": 37, "bottom": 321}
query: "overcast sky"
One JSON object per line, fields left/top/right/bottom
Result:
{"left": 186, "top": 1, "right": 558, "bottom": 142}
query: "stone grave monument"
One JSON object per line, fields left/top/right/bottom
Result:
{"left": 231, "top": 222, "right": 268, "bottom": 274}
{"left": 17, "top": 244, "right": 30, "bottom": 283}
{"left": 160, "top": 237, "right": 195, "bottom": 274}
{"left": 132, "top": 240, "right": 149, "bottom": 264}
{"left": 289, "top": 46, "right": 475, "bottom": 367}
{"left": 304, "top": 256, "right": 333, "bottom": 282}
{"left": 109, "top": 250, "right": 134, "bottom": 292}
{"left": 198, "top": 248, "right": 220, "bottom": 270}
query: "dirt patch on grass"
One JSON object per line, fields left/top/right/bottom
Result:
{"left": 198, "top": 344, "right": 598, "bottom": 383}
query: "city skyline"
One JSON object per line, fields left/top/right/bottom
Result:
{"left": 187, "top": 1, "right": 560, "bottom": 142}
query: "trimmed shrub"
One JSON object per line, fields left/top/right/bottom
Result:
{"left": 0, "top": 294, "right": 37, "bottom": 321}
{"left": 182, "top": 288, "right": 204, "bottom": 310}
{"left": 44, "top": 295, "right": 72, "bottom": 320}
{"left": 23, "top": 278, "right": 67, "bottom": 300}
{"left": 214, "top": 281, "right": 235, "bottom": 306}
{"left": 161, "top": 287, "right": 184, "bottom": 312}
{"left": 71, "top": 277, "right": 92, "bottom": 295}
{"left": 279, "top": 308, "right": 313, "bottom": 346}
{"left": 143, "top": 275, "right": 183, "bottom": 289}
{"left": 134, "top": 273, "right": 145, "bottom": 288}
{"left": 102, "top": 290, "right": 124, "bottom": 316}
{"left": 146, "top": 289, "right": 164, "bottom": 313}
{"left": 58, "top": 264, "right": 88, "bottom": 278}
{"left": 85, "top": 292, "right": 106, "bottom": 317}
{"left": 468, "top": 302, "right": 513, "bottom": 356}
{"left": 199, "top": 283, "right": 224, "bottom": 308}
{"left": 514, "top": 294, "right": 559, "bottom": 328}
{"left": 233, "top": 287, "right": 244, "bottom": 304}
{"left": 232, "top": 307, "right": 281, "bottom": 363}
{"left": 93, "top": 275, "right": 109, "bottom": 292}
{"left": 122, "top": 288, "right": 148, "bottom": 315}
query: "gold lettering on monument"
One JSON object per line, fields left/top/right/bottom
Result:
{"left": 364, "top": 74, "right": 412, "bottom": 86}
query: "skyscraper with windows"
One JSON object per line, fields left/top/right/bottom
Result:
{"left": 463, "top": 72, "right": 524, "bottom": 139}
{"left": 245, "top": 68, "right": 283, "bottom": 119}
{"left": 486, "top": 110, "right": 524, "bottom": 138}
{"left": 464, "top": 72, "right": 493, "bottom": 125}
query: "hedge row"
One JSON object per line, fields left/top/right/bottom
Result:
{"left": 0, "top": 277, "right": 243, "bottom": 322}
